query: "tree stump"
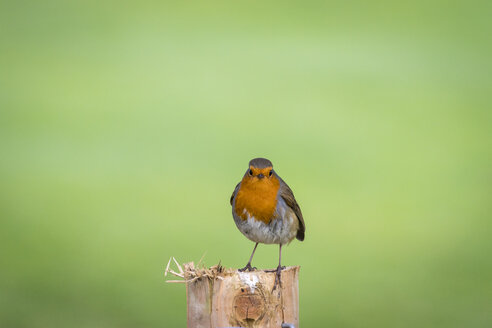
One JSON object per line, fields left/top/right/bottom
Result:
{"left": 183, "top": 263, "right": 299, "bottom": 328}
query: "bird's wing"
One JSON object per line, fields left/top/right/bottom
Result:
{"left": 230, "top": 182, "right": 241, "bottom": 206}
{"left": 278, "top": 177, "right": 305, "bottom": 241}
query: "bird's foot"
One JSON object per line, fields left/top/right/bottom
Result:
{"left": 238, "top": 263, "right": 256, "bottom": 272}
{"left": 264, "top": 266, "right": 286, "bottom": 273}
{"left": 269, "top": 265, "right": 284, "bottom": 291}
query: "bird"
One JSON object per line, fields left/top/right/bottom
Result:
{"left": 230, "top": 158, "right": 305, "bottom": 290}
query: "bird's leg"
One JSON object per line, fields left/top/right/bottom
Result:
{"left": 272, "top": 244, "right": 285, "bottom": 291}
{"left": 238, "top": 243, "right": 258, "bottom": 272}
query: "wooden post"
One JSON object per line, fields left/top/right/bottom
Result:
{"left": 183, "top": 263, "right": 299, "bottom": 328}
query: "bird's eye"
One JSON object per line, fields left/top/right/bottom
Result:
{"left": 269, "top": 170, "right": 273, "bottom": 177}
{"left": 249, "top": 169, "right": 253, "bottom": 176}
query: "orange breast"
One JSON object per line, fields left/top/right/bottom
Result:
{"left": 234, "top": 175, "right": 280, "bottom": 224}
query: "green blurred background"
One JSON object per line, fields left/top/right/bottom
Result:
{"left": 1, "top": 0, "right": 491, "bottom": 327}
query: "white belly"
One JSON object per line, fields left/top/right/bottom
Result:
{"left": 233, "top": 197, "right": 299, "bottom": 245}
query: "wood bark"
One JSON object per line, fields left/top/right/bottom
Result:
{"left": 184, "top": 263, "right": 299, "bottom": 328}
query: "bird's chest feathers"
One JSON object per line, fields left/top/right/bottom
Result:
{"left": 234, "top": 178, "right": 280, "bottom": 224}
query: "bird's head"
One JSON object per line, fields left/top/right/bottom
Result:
{"left": 244, "top": 158, "right": 275, "bottom": 182}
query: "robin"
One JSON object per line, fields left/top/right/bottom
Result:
{"left": 230, "top": 158, "right": 305, "bottom": 289}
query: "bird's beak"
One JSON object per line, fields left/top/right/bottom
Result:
{"left": 257, "top": 173, "right": 264, "bottom": 179}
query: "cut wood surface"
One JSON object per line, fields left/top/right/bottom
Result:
{"left": 182, "top": 262, "right": 299, "bottom": 328}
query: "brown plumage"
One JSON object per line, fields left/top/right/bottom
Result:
{"left": 277, "top": 175, "right": 305, "bottom": 241}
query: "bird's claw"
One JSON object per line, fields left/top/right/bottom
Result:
{"left": 264, "top": 266, "right": 285, "bottom": 273}
{"left": 271, "top": 265, "right": 284, "bottom": 291}
{"left": 238, "top": 263, "right": 256, "bottom": 272}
